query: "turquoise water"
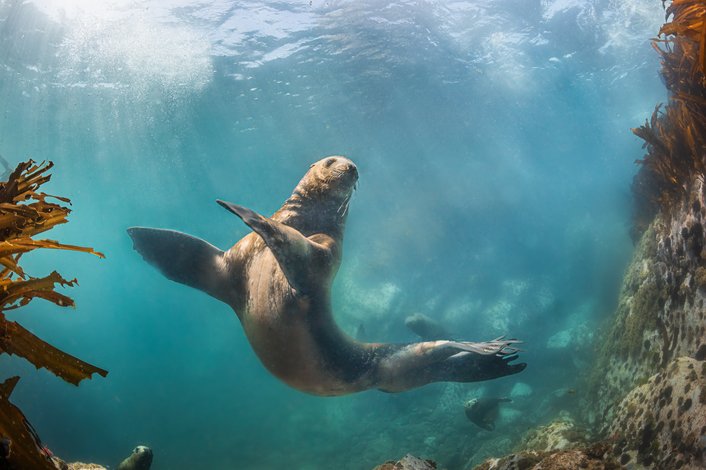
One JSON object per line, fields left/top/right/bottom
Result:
{"left": 0, "top": 1, "right": 666, "bottom": 468}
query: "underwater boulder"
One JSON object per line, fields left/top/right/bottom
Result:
{"left": 518, "top": 414, "right": 589, "bottom": 452}
{"left": 472, "top": 446, "right": 619, "bottom": 470}
{"left": 372, "top": 453, "right": 437, "bottom": 470}
{"left": 509, "top": 382, "right": 533, "bottom": 399}
{"left": 65, "top": 464, "right": 107, "bottom": 470}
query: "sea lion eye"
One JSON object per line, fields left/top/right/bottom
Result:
{"left": 324, "top": 158, "right": 336, "bottom": 167}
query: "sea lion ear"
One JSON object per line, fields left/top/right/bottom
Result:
{"left": 127, "top": 227, "right": 234, "bottom": 305}
{"left": 216, "top": 200, "right": 334, "bottom": 294}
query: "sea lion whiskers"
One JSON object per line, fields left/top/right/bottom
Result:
{"left": 337, "top": 188, "right": 355, "bottom": 217}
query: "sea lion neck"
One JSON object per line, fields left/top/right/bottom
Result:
{"left": 273, "top": 190, "right": 349, "bottom": 239}
{"left": 272, "top": 156, "right": 357, "bottom": 238}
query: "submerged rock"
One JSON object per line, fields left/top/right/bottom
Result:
{"left": 519, "top": 414, "right": 589, "bottom": 452}
{"left": 372, "top": 453, "right": 437, "bottom": 470}
{"left": 608, "top": 356, "right": 705, "bottom": 469}
{"left": 66, "top": 464, "right": 107, "bottom": 470}
{"left": 472, "top": 445, "right": 620, "bottom": 470}
{"left": 53, "top": 446, "right": 153, "bottom": 470}
{"left": 509, "top": 382, "right": 533, "bottom": 399}
{"left": 472, "top": 356, "right": 706, "bottom": 469}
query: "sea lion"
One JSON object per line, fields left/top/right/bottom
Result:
{"left": 128, "top": 156, "right": 526, "bottom": 396}
{"left": 117, "top": 446, "right": 153, "bottom": 470}
{"left": 404, "top": 313, "right": 451, "bottom": 341}
{"left": 464, "top": 397, "right": 512, "bottom": 431}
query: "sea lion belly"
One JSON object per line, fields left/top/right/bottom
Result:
{"left": 240, "top": 250, "right": 351, "bottom": 395}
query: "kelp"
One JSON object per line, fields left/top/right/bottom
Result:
{"left": 632, "top": 1, "right": 706, "bottom": 236}
{"left": 0, "top": 160, "right": 106, "bottom": 469}
{"left": 0, "top": 377, "right": 57, "bottom": 470}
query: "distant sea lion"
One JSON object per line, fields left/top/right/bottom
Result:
{"left": 464, "top": 397, "right": 512, "bottom": 431}
{"left": 128, "top": 156, "right": 526, "bottom": 395}
{"left": 117, "top": 446, "right": 153, "bottom": 470}
{"left": 404, "top": 313, "right": 451, "bottom": 340}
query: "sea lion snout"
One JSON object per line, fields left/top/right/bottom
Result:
{"left": 320, "top": 156, "right": 358, "bottom": 180}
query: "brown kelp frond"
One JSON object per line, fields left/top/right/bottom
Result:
{"left": 0, "top": 377, "right": 57, "bottom": 470}
{"left": 0, "top": 161, "right": 105, "bottom": 251}
{"left": 631, "top": 1, "right": 706, "bottom": 237}
{"left": 0, "top": 159, "right": 106, "bottom": 468}
{"left": 0, "top": 271, "right": 78, "bottom": 310}
{"left": 0, "top": 317, "right": 108, "bottom": 385}
{"left": 660, "top": 0, "right": 706, "bottom": 81}
{"left": 0, "top": 159, "right": 106, "bottom": 386}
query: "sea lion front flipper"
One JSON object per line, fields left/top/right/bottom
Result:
{"left": 127, "top": 227, "right": 233, "bottom": 304}
{"left": 216, "top": 200, "right": 333, "bottom": 293}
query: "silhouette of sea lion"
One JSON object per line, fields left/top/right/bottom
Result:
{"left": 464, "top": 397, "right": 512, "bottom": 431}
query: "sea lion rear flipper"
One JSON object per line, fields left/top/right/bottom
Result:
{"left": 127, "top": 227, "right": 232, "bottom": 304}
{"left": 216, "top": 200, "right": 332, "bottom": 293}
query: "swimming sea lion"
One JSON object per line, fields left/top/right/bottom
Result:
{"left": 404, "top": 313, "right": 451, "bottom": 341}
{"left": 464, "top": 397, "right": 512, "bottom": 431}
{"left": 117, "top": 445, "right": 153, "bottom": 470}
{"left": 128, "top": 156, "right": 526, "bottom": 396}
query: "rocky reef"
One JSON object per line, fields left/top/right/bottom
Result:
{"left": 607, "top": 357, "right": 705, "bottom": 468}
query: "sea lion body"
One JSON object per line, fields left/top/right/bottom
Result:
{"left": 117, "top": 446, "right": 153, "bottom": 470}
{"left": 405, "top": 313, "right": 451, "bottom": 341}
{"left": 464, "top": 397, "right": 512, "bottom": 431}
{"left": 128, "top": 156, "right": 525, "bottom": 396}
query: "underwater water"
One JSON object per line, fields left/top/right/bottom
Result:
{"left": 0, "top": 0, "right": 669, "bottom": 468}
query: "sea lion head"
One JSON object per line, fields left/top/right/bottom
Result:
{"left": 117, "top": 445, "right": 153, "bottom": 470}
{"left": 464, "top": 398, "right": 479, "bottom": 408}
{"left": 297, "top": 156, "right": 358, "bottom": 201}
{"left": 277, "top": 156, "right": 359, "bottom": 236}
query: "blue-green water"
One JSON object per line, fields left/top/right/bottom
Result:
{"left": 0, "top": 1, "right": 666, "bottom": 468}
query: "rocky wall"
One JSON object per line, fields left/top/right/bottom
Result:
{"left": 587, "top": 180, "right": 706, "bottom": 431}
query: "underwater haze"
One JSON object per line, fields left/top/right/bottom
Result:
{"left": 0, "top": 0, "right": 665, "bottom": 468}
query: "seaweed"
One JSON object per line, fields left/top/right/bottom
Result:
{"left": 0, "top": 160, "right": 106, "bottom": 469}
{"left": 0, "top": 377, "right": 57, "bottom": 470}
{"left": 631, "top": 1, "right": 706, "bottom": 236}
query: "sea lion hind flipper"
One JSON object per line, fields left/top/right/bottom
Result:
{"left": 127, "top": 227, "right": 233, "bottom": 304}
{"left": 217, "top": 199, "right": 333, "bottom": 293}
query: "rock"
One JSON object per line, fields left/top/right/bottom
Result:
{"left": 608, "top": 356, "right": 706, "bottom": 469}
{"left": 546, "top": 313, "right": 593, "bottom": 350}
{"left": 587, "top": 191, "right": 706, "bottom": 430}
{"left": 546, "top": 330, "right": 572, "bottom": 349}
{"left": 53, "top": 445, "right": 152, "bottom": 470}
{"left": 519, "top": 415, "right": 589, "bottom": 452}
{"left": 509, "top": 382, "right": 532, "bottom": 398}
{"left": 472, "top": 443, "right": 620, "bottom": 470}
{"left": 372, "top": 454, "right": 437, "bottom": 470}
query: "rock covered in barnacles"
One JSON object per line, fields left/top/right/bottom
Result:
{"left": 66, "top": 464, "right": 107, "bottom": 470}
{"left": 372, "top": 453, "right": 437, "bottom": 470}
{"left": 518, "top": 414, "right": 589, "bottom": 452}
{"left": 608, "top": 356, "right": 706, "bottom": 469}
{"left": 472, "top": 444, "right": 620, "bottom": 470}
